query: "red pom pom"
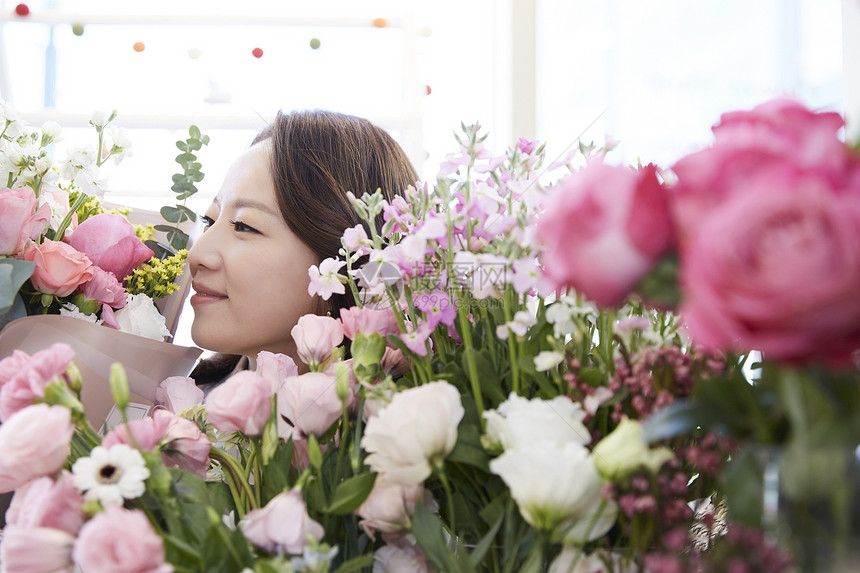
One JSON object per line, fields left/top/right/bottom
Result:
{"left": 252, "top": 47, "right": 263, "bottom": 58}
{"left": 14, "top": 3, "right": 30, "bottom": 16}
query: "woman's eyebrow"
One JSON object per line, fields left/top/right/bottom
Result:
{"left": 224, "top": 198, "right": 280, "bottom": 217}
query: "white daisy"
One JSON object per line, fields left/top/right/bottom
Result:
{"left": 72, "top": 444, "right": 150, "bottom": 506}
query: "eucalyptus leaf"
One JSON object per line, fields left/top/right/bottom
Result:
{"left": 0, "top": 259, "right": 35, "bottom": 316}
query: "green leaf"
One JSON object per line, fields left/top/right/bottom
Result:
{"left": 468, "top": 512, "right": 504, "bottom": 566}
{"left": 175, "top": 188, "right": 198, "bottom": 201}
{"left": 308, "top": 434, "right": 322, "bottom": 471}
{"left": 175, "top": 141, "right": 188, "bottom": 152}
{"left": 176, "top": 152, "right": 197, "bottom": 164}
{"left": 447, "top": 423, "right": 490, "bottom": 472}
{"left": 324, "top": 472, "right": 377, "bottom": 515}
{"left": 0, "top": 259, "right": 35, "bottom": 315}
{"left": 333, "top": 553, "right": 375, "bottom": 573}
{"left": 412, "top": 502, "right": 453, "bottom": 571}
{"left": 189, "top": 125, "right": 201, "bottom": 140}
{"left": 171, "top": 181, "right": 196, "bottom": 195}
{"left": 160, "top": 205, "right": 196, "bottom": 224}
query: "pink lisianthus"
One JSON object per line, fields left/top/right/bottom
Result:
{"left": 356, "top": 475, "right": 434, "bottom": 542}
{"left": 0, "top": 404, "right": 74, "bottom": 492}
{"left": 339, "top": 306, "right": 401, "bottom": 340}
{"left": 79, "top": 266, "right": 128, "bottom": 308}
{"left": 23, "top": 240, "right": 95, "bottom": 297}
{"left": 0, "top": 187, "right": 51, "bottom": 256}
{"left": 0, "top": 342, "right": 76, "bottom": 422}
{"left": 72, "top": 505, "right": 173, "bottom": 573}
{"left": 291, "top": 314, "right": 344, "bottom": 367}
{"left": 240, "top": 490, "right": 324, "bottom": 555}
{"left": 6, "top": 473, "right": 84, "bottom": 534}
{"left": 0, "top": 525, "right": 77, "bottom": 573}
{"left": 679, "top": 171, "right": 860, "bottom": 365}
{"left": 255, "top": 350, "right": 298, "bottom": 392}
{"left": 68, "top": 213, "right": 154, "bottom": 280}
{"left": 155, "top": 376, "right": 204, "bottom": 414}
{"left": 277, "top": 372, "right": 346, "bottom": 439}
{"left": 103, "top": 414, "right": 171, "bottom": 451}
{"left": 535, "top": 161, "right": 672, "bottom": 307}
{"left": 205, "top": 370, "right": 271, "bottom": 436}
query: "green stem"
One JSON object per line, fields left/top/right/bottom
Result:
{"left": 435, "top": 463, "right": 456, "bottom": 529}
{"left": 209, "top": 447, "right": 257, "bottom": 516}
{"left": 457, "top": 299, "right": 484, "bottom": 425}
{"left": 55, "top": 191, "right": 89, "bottom": 241}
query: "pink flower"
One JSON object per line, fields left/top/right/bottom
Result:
{"left": 23, "top": 240, "right": 95, "bottom": 297}
{"left": 307, "top": 257, "right": 346, "bottom": 300}
{"left": 412, "top": 291, "right": 456, "bottom": 328}
{"left": 381, "top": 347, "right": 411, "bottom": 377}
{"left": 256, "top": 351, "right": 298, "bottom": 392}
{"left": 536, "top": 161, "right": 672, "bottom": 307}
{"left": 679, "top": 171, "right": 860, "bottom": 365}
{"left": 339, "top": 306, "right": 401, "bottom": 340}
{"left": 103, "top": 415, "right": 170, "bottom": 451}
{"left": 399, "top": 322, "right": 435, "bottom": 357}
{"left": 240, "top": 490, "right": 324, "bottom": 555}
{"left": 155, "top": 376, "right": 204, "bottom": 414}
{"left": 277, "top": 372, "right": 345, "bottom": 438}
{"left": 343, "top": 224, "right": 371, "bottom": 253}
{"left": 80, "top": 266, "right": 128, "bottom": 308}
{"left": 0, "top": 404, "right": 74, "bottom": 492}
{"left": 291, "top": 314, "right": 345, "bottom": 366}
{"left": 0, "top": 342, "right": 75, "bottom": 422}
{"left": 373, "top": 540, "right": 435, "bottom": 573}
{"left": 6, "top": 473, "right": 84, "bottom": 534}
{"left": 68, "top": 213, "right": 154, "bottom": 280}
{"left": 356, "top": 476, "right": 432, "bottom": 542}
{"left": 0, "top": 187, "right": 51, "bottom": 256}
{"left": 72, "top": 505, "right": 173, "bottom": 573}
{"left": 518, "top": 137, "right": 538, "bottom": 155}
{"left": 0, "top": 525, "right": 77, "bottom": 573}
{"left": 205, "top": 370, "right": 271, "bottom": 436}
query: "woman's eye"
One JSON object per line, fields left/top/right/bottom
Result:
{"left": 229, "top": 220, "right": 259, "bottom": 233}
{"left": 199, "top": 215, "right": 215, "bottom": 229}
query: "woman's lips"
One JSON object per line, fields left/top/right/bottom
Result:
{"left": 190, "top": 285, "right": 227, "bottom": 306}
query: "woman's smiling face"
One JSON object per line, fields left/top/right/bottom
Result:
{"left": 187, "top": 140, "right": 319, "bottom": 359}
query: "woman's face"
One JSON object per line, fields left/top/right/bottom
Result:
{"left": 187, "top": 140, "right": 319, "bottom": 359}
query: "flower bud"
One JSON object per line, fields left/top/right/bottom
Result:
{"left": 109, "top": 362, "right": 130, "bottom": 412}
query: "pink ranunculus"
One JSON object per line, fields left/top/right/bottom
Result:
{"left": 339, "top": 306, "right": 401, "bottom": 340}
{"left": 277, "top": 372, "right": 346, "bottom": 438}
{"left": 72, "top": 505, "right": 173, "bottom": 573}
{"left": 356, "top": 476, "right": 432, "bottom": 542}
{"left": 240, "top": 489, "right": 324, "bottom": 555}
{"left": 0, "top": 404, "right": 74, "bottom": 492}
{"left": 0, "top": 187, "right": 51, "bottom": 256}
{"left": 80, "top": 266, "right": 128, "bottom": 308}
{"left": 6, "top": 473, "right": 84, "bottom": 534}
{"left": 255, "top": 350, "right": 298, "bottom": 392}
{"left": 679, "top": 169, "right": 860, "bottom": 365}
{"left": 156, "top": 409, "right": 211, "bottom": 478}
{"left": 0, "top": 525, "right": 77, "bottom": 573}
{"left": 155, "top": 376, "right": 204, "bottom": 414}
{"left": 535, "top": 161, "right": 672, "bottom": 307}
{"left": 23, "top": 240, "right": 95, "bottom": 297}
{"left": 0, "top": 342, "right": 76, "bottom": 422}
{"left": 68, "top": 213, "right": 154, "bottom": 280}
{"left": 291, "top": 314, "right": 345, "bottom": 366}
{"left": 205, "top": 370, "right": 272, "bottom": 436}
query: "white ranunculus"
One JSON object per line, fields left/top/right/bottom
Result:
{"left": 362, "top": 381, "right": 465, "bottom": 486}
{"left": 483, "top": 393, "right": 590, "bottom": 451}
{"left": 489, "top": 442, "right": 602, "bottom": 531}
{"left": 591, "top": 417, "right": 674, "bottom": 481}
{"left": 113, "top": 294, "right": 171, "bottom": 341}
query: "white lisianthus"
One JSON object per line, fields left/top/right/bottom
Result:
{"left": 59, "top": 303, "right": 100, "bottom": 323}
{"left": 362, "top": 381, "right": 465, "bottom": 486}
{"left": 71, "top": 444, "right": 150, "bottom": 506}
{"left": 113, "top": 293, "right": 171, "bottom": 341}
{"left": 483, "top": 393, "right": 590, "bottom": 451}
{"left": 591, "top": 417, "right": 674, "bottom": 481}
{"left": 560, "top": 497, "right": 619, "bottom": 544}
{"left": 549, "top": 547, "right": 639, "bottom": 573}
{"left": 534, "top": 350, "right": 565, "bottom": 371}
{"left": 489, "top": 442, "right": 602, "bottom": 531}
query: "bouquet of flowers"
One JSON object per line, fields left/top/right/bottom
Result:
{"left": 0, "top": 100, "right": 186, "bottom": 339}
{"left": 0, "top": 97, "right": 855, "bottom": 573}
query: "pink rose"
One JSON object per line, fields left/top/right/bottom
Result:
{"left": 356, "top": 476, "right": 432, "bottom": 542}
{"left": 68, "top": 213, "right": 154, "bottom": 280}
{"left": 0, "top": 343, "right": 76, "bottom": 422}
{"left": 23, "top": 240, "right": 95, "bottom": 297}
{"left": 277, "top": 372, "right": 346, "bottom": 439}
{"left": 6, "top": 473, "right": 84, "bottom": 534}
{"left": 205, "top": 370, "right": 272, "bottom": 436}
{"left": 0, "top": 525, "right": 76, "bottom": 573}
{"left": 679, "top": 170, "right": 860, "bottom": 365}
{"left": 291, "top": 314, "right": 344, "bottom": 366}
{"left": 339, "top": 306, "right": 401, "bottom": 340}
{"left": 0, "top": 187, "right": 51, "bottom": 256}
{"left": 536, "top": 161, "right": 672, "bottom": 307}
{"left": 240, "top": 490, "right": 324, "bottom": 555}
{"left": 155, "top": 376, "right": 204, "bottom": 414}
{"left": 80, "top": 266, "right": 128, "bottom": 308}
{"left": 0, "top": 404, "right": 74, "bottom": 492}
{"left": 255, "top": 350, "right": 298, "bottom": 392}
{"left": 72, "top": 505, "right": 173, "bottom": 573}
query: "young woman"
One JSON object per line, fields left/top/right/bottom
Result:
{"left": 187, "top": 110, "right": 418, "bottom": 382}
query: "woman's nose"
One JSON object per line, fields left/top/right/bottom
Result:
{"left": 187, "top": 222, "right": 221, "bottom": 274}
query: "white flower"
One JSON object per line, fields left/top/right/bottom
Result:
{"left": 484, "top": 393, "right": 590, "bottom": 451}
{"left": 71, "top": 444, "right": 150, "bottom": 506}
{"left": 90, "top": 109, "right": 111, "bottom": 127}
{"left": 113, "top": 293, "right": 171, "bottom": 341}
{"left": 550, "top": 547, "right": 639, "bottom": 573}
{"left": 489, "top": 442, "right": 602, "bottom": 531}
{"left": 534, "top": 350, "right": 565, "bottom": 371}
{"left": 592, "top": 417, "right": 674, "bottom": 481}
{"left": 59, "top": 303, "right": 100, "bottom": 323}
{"left": 560, "top": 498, "right": 619, "bottom": 544}
{"left": 40, "top": 120, "right": 63, "bottom": 141}
{"left": 308, "top": 257, "right": 346, "bottom": 300}
{"left": 362, "top": 381, "right": 465, "bottom": 485}
{"left": 496, "top": 310, "right": 536, "bottom": 340}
